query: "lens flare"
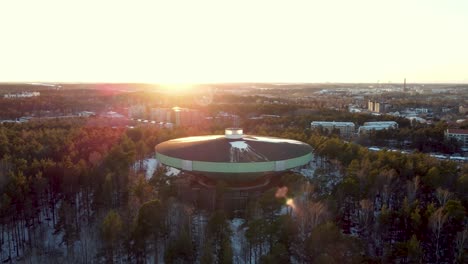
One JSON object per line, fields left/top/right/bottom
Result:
{"left": 286, "top": 198, "right": 296, "bottom": 211}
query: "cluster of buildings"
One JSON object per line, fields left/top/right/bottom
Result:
{"left": 311, "top": 121, "right": 468, "bottom": 154}
{"left": 385, "top": 108, "right": 435, "bottom": 124}
{"left": 133, "top": 119, "right": 174, "bottom": 129}
{"left": 172, "top": 107, "right": 204, "bottom": 127}
{"left": 130, "top": 106, "right": 245, "bottom": 129}
{"left": 311, "top": 121, "right": 399, "bottom": 138}
{"left": 3, "top": 92, "right": 40, "bottom": 99}
{"left": 133, "top": 109, "right": 243, "bottom": 130}
{"left": 129, "top": 106, "right": 204, "bottom": 127}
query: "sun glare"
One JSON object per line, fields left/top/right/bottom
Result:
{"left": 161, "top": 83, "right": 194, "bottom": 94}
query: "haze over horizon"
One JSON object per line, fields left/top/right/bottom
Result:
{"left": 1, "top": 0, "right": 467, "bottom": 84}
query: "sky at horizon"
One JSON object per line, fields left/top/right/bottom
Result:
{"left": 1, "top": 0, "right": 467, "bottom": 84}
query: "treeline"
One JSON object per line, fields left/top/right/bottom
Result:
{"left": 0, "top": 90, "right": 117, "bottom": 119}
{"left": 309, "top": 134, "right": 467, "bottom": 263}
{"left": 233, "top": 127, "right": 468, "bottom": 263}
{"left": 0, "top": 119, "right": 199, "bottom": 262}
{"left": 0, "top": 118, "right": 467, "bottom": 263}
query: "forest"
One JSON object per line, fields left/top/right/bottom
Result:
{"left": 0, "top": 115, "right": 467, "bottom": 263}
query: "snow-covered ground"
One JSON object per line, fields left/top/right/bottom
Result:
{"left": 293, "top": 161, "right": 317, "bottom": 180}
{"left": 230, "top": 218, "right": 246, "bottom": 264}
{"left": 143, "top": 158, "right": 158, "bottom": 179}
{"left": 133, "top": 157, "right": 159, "bottom": 179}
{"left": 293, "top": 158, "right": 343, "bottom": 195}
{"left": 166, "top": 167, "right": 181, "bottom": 177}
{"left": 134, "top": 157, "right": 184, "bottom": 178}
{"left": 298, "top": 167, "right": 316, "bottom": 179}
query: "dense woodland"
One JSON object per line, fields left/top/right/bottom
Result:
{"left": 0, "top": 117, "right": 467, "bottom": 263}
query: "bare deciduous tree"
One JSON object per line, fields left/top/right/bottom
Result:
{"left": 436, "top": 188, "right": 452, "bottom": 207}
{"left": 430, "top": 207, "right": 448, "bottom": 263}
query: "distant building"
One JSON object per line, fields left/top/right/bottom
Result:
{"left": 363, "top": 121, "right": 398, "bottom": 128}
{"left": 368, "top": 100, "right": 380, "bottom": 112}
{"left": 128, "top": 105, "right": 146, "bottom": 118}
{"left": 164, "top": 123, "right": 174, "bottom": 129}
{"left": 358, "top": 121, "right": 398, "bottom": 134}
{"left": 151, "top": 108, "right": 172, "bottom": 123}
{"left": 209, "top": 112, "right": 240, "bottom": 127}
{"left": 460, "top": 106, "right": 468, "bottom": 115}
{"left": 249, "top": 114, "right": 281, "bottom": 120}
{"left": 442, "top": 107, "right": 451, "bottom": 113}
{"left": 4, "top": 91, "right": 40, "bottom": 99}
{"left": 445, "top": 129, "right": 468, "bottom": 150}
{"left": 102, "top": 111, "right": 125, "bottom": 118}
{"left": 368, "top": 100, "right": 389, "bottom": 113}
{"left": 406, "top": 116, "right": 427, "bottom": 124}
{"left": 415, "top": 108, "right": 429, "bottom": 114}
{"left": 348, "top": 106, "right": 362, "bottom": 113}
{"left": 17, "top": 117, "right": 32, "bottom": 123}
{"left": 311, "top": 121, "right": 355, "bottom": 138}
{"left": 173, "top": 107, "right": 204, "bottom": 127}
{"left": 388, "top": 111, "right": 401, "bottom": 117}
{"left": 78, "top": 111, "right": 96, "bottom": 117}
